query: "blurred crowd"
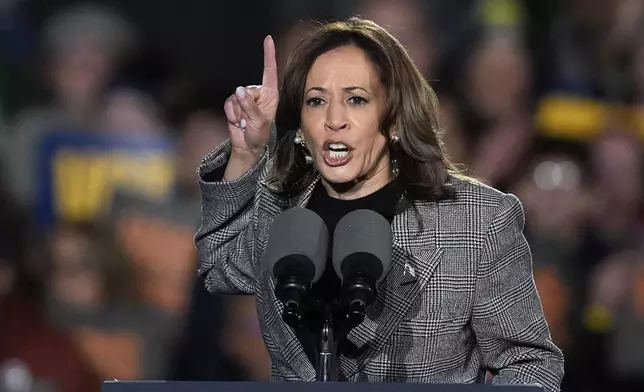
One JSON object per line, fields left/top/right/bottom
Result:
{"left": 1, "top": 0, "right": 644, "bottom": 391}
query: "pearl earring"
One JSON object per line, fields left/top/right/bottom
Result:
{"left": 294, "top": 131, "right": 313, "bottom": 164}
{"left": 294, "top": 133, "right": 306, "bottom": 147}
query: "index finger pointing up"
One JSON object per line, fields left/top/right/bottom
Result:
{"left": 262, "top": 35, "right": 278, "bottom": 89}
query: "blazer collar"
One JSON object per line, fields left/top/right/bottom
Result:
{"left": 259, "top": 171, "right": 320, "bottom": 210}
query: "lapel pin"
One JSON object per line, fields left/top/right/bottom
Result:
{"left": 401, "top": 262, "right": 417, "bottom": 286}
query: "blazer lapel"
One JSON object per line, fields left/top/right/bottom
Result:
{"left": 339, "top": 200, "right": 444, "bottom": 379}
{"left": 255, "top": 174, "right": 321, "bottom": 381}
{"left": 254, "top": 172, "right": 321, "bottom": 250}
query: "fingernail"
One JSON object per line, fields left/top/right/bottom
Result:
{"left": 235, "top": 86, "right": 245, "bottom": 99}
{"left": 240, "top": 119, "right": 247, "bottom": 129}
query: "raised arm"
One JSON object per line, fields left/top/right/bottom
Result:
{"left": 472, "top": 193, "right": 565, "bottom": 392}
{"left": 195, "top": 35, "right": 279, "bottom": 294}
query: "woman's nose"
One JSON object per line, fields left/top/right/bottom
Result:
{"left": 324, "top": 101, "right": 348, "bottom": 131}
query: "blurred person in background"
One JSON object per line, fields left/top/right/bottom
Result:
{"left": 586, "top": 250, "right": 644, "bottom": 391}
{"left": 514, "top": 144, "right": 590, "bottom": 257}
{"left": 547, "top": 0, "right": 638, "bottom": 99}
{"left": 460, "top": 30, "right": 534, "bottom": 190}
{"left": 99, "top": 87, "right": 167, "bottom": 137}
{"left": 174, "top": 96, "right": 229, "bottom": 201}
{"left": 572, "top": 128, "right": 644, "bottom": 392}
{"left": 352, "top": 0, "right": 436, "bottom": 78}
{"left": 511, "top": 143, "right": 590, "bottom": 391}
{"left": 0, "top": 184, "right": 98, "bottom": 392}
{"left": 4, "top": 3, "right": 135, "bottom": 209}
{"left": 196, "top": 18, "right": 563, "bottom": 388}
{"left": 100, "top": 47, "right": 175, "bottom": 139}
{"left": 42, "top": 222, "right": 176, "bottom": 382}
{"left": 580, "top": 129, "right": 643, "bottom": 271}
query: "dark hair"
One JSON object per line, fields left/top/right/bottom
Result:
{"left": 269, "top": 17, "right": 458, "bottom": 201}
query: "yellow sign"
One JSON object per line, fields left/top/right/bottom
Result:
{"left": 51, "top": 148, "right": 175, "bottom": 222}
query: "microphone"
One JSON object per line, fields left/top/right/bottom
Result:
{"left": 332, "top": 209, "right": 393, "bottom": 326}
{"left": 263, "top": 208, "right": 329, "bottom": 327}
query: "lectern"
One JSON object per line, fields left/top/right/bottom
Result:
{"left": 102, "top": 381, "right": 545, "bottom": 392}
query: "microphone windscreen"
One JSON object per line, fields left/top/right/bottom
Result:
{"left": 332, "top": 209, "right": 393, "bottom": 283}
{"left": 262, "top": 207, "right": 328, "bottom": 283}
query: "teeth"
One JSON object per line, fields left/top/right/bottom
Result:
{"left": 329, "top": 150, "right": 349, "bottom": 158}
{"left": 329, "top": 143, "right": 348, "bottom": 150}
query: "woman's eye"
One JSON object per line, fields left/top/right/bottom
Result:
{"left": 306, "top": 98, "right": 324, "bottom": 107}
{"left": 349, "top": 96, "right": 368, "bottom": 106}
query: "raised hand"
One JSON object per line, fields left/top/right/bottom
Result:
{"left": 224, "top": 35, "right": 279, "bottom": 158}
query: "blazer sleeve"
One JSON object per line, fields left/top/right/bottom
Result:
{"left": 194, "top": 138, "right": 270, "bottom": 294}
{"left": 472, "top": 193, "right": 565, "bottom": 392}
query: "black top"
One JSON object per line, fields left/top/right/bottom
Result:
{"left": 301, "top": 178, "right": 402, "bottom": 363}
{"left": 306, "top": 179, "right": 402, "bottom": 302}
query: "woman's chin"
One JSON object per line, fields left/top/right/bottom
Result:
{"left": 319, "top": 169, "right": 358, "bottom": 186}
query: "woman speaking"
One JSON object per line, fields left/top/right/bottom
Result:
{"left": 195, "top": 18, "right": 564, "bottom": 390}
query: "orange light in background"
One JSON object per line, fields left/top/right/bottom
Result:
{"left": 115, "top": 214, "right": 196, "bottom": 315}
{"left": 534, "top": 266, "right": 570, "bottom": 347}
{"left": 633, "top": 264, "right": 644, "bottom": 316}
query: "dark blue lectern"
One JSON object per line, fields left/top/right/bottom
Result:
{"left": 102, "top": 381, "right": 545, "bottom": 392}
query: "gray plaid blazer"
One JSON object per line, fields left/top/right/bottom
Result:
{"left": 195, "top": 140, "right": 564, "bottom": 391}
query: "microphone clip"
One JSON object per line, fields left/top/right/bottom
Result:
{"left": 273, "top": 255, "right": 316, "bottom": 329}
{"left": 275, "top": 274, "right": 308, "bottom": 327}
{"left": 341, "top": 271, "right": 377, "bottom": 328}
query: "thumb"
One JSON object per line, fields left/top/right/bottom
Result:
{"left": 245, "top": 86, "right": 261, "bottom": 101}
{"left": 235, "top": 86, "right": 264, "bottom": 124}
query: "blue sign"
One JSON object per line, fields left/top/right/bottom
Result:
{"left": 36, "top": 130, "right": 176, "bottom": 227}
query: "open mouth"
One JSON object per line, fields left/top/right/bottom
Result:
{"left": 323, "top": 141, "right": 353, "bottom": 167}
{"left": 328, "top": 142, "right": 350, "bottom": 158}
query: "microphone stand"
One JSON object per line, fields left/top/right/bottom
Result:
{"left": 275, "top": 272, "right": 377, "bottom": 382}
{"left": 314, "top": 275, "right": 377, "bottom": 381}
{"left": 314, "top": 295, "right": 368, "bottom": 382}
{"left": 316, "top": 316, "right": 336, "bottom": 381}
